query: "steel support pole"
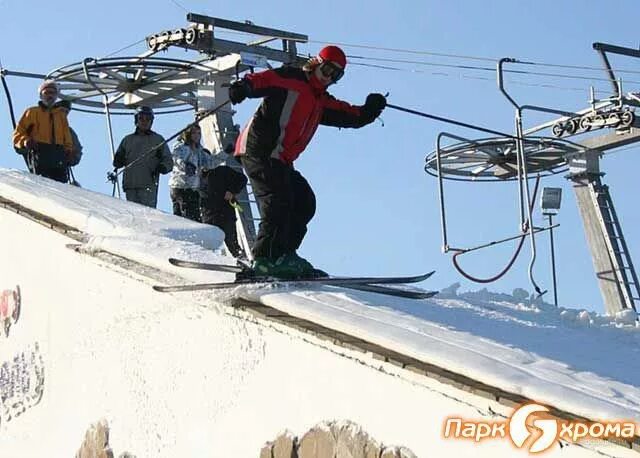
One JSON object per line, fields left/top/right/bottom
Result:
{"left": 546, "top": 213, "right": 559, "bottom": 307}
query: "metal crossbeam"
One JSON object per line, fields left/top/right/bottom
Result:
{"left": 578, "top": 126, "right": 640, "bottom": 152}
{"left": 146, "top": 13, "right": 308, "bottom": 66}
{"left": 187, "top": 13, "right": 308, "bottom": 43}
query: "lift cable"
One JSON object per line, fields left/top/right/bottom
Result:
{"left": 167, "top": 0, "right": 189, "bottom": 13}
{"left": 100, "top": 38, "right": 147, "bottom": 59}
{"left": 346, "top": 55, "right": 640, "bottom": 87}
{"left": 308, "top": 38, "right": 640, "bottom": 76}
{"left": 348, "top": 62, "right": 607, "bottom": 94}
{"left": 213, "top": 28, "right": 640, "bottom": 77}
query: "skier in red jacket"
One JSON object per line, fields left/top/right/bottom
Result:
{"left": 229, "top": 45, "right": 386, "bottom": 279}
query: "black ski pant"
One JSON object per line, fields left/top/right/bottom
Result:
{"left": 26, "top": 145, "right": 69, "bottom": 183}
{"left": 201, "top": 205, "right": 242, "bottom": 258}
{"left": 200, "top": 165, "right": 248, "bottom": 258}
{"left": 36, "top": 166, "right": 68, "bottom": 183}
{"left": 124, "top": 187, "right": 158, "bottom": 208}
{"left": 241, "top": 155, "right": 316, "bottom": 260}
{"left": 170, "top": 188, "right": 201, "bottom": 222}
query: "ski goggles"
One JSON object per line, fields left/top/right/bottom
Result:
{"left": 319, "top": 60, "right": 344, "bottom": 82}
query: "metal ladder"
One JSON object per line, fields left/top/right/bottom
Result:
{"left": 589, "top": 177, "right": 640, "bottom": 312}
{"left": 235, "top": 185, "right": 261, "bottom": 260}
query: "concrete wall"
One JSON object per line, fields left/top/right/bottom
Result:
{"left": 0, "top": 206, "right": 625, "bottom": 457}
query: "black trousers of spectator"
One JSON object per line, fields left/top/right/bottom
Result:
{"left": 37, "top": 166, "right": 68, "bottom": 183}
{"left": 241, "top": 155, "right": 316, "bottom": 260}
{"left": 201, "top": 205, "right": 242, "bottom": 258}
{"left": 170, "top": 188, "right": 201, "bottom": 222}
{"left": 27, "top": 145, "right": 69, "bottom": 183}
{"left": 201, "top": 165, "right": 249, "bottom": 258}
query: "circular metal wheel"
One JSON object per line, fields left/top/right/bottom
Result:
{"left": 593, "top": 114, "right": 606, "bottom": 129}
{"left": 564, "top": 118, "right": 579, "bottom": 135}
{"left": 185, "top": 27, "right": 197, "bottom": 45}
{"left": 425, "top": 136, "right": 580, "bottom": 182}
{"left": 46, "top": 56, "right": 219, "bottom": 115}
{"left": 607, "top": 112, "right": 621, "bottom": 128}
{"left": 579, "top": 115, "right": 593, "bottom": 132}
{"left": 146, "top": 35, "right": 159, "bottom": 51}
{"left": 619, "top": 110, "right": 635, "bottom": 128}
{"left": 551, "top": 122, "right": 565, "bottom": 137}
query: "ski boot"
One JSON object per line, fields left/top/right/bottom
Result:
{"left": 239, "top": 256, "right": 302, "bottom": 280}
{"left": 240, "top": 253, "right": 328, "bottom": 280}
{"left": 283, "top": 252, "right": 329, "bottom": 279}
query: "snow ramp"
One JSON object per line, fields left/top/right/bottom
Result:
{"left": 0, "top": 169, "right": 638, "bottom": 457}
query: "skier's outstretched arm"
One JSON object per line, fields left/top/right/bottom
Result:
{"left": 321, "top": 93, "right": 387, "bottom": 128}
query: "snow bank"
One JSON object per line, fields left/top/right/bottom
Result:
{"left": 0, "top": 168, "right": 638, "bottom": 456}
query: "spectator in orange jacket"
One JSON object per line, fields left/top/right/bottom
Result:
{"left": 12, "top": 80, "right": 73, "bottom": 183}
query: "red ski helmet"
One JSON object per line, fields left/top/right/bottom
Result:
{"left": 318, "top": 45, "right": 347, "bottom": 69}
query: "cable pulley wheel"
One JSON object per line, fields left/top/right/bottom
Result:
{"left": 425, "top": 136, "right": 580, "bottom": 182}
{"left": 45, "top": 56, "right": 216, "bottom": 115}
{"left": 185, "top": 27, "right": 197, "bottom": 45}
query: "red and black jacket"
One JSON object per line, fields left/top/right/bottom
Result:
{"left": 234, "top": 65, "right": 377, "bottom": 165}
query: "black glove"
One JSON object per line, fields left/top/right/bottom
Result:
{"left": 228, "top": 80, "right": 248, "bottom": 105}
{"left": 364, "top": 93, "right": 387, "bottom": 114}
{"left": 156, "top": 163, "right": 171, "bottom": 175}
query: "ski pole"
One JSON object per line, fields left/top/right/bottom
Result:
{"left": 386, "top": 103, "right": 516, "bottom": 139}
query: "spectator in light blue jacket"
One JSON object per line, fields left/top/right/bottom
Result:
{"left": 168, "top": 124, "right": 212, "bottom": 222}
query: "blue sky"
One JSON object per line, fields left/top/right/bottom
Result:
{"left": 1, "top": 0, "right": 639, "bottom": 312}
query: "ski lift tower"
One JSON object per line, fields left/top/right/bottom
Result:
{"left": 425, "top": 43, "right": 640, "bottom": 316}
{"left": 140, "top": 13, "right": 308, "bottom": 255}
{"left": 523, "top": 42, "right": 640, "bottom": 315}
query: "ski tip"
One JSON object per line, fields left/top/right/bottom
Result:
{"left": 168, "top": 258, "right": 181, "bottom": 265}
{"left": 415, "top": 270, "right": 436, "bottom": 281}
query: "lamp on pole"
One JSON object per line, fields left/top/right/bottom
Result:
{"left": 540, "top": 187, "right": 562, "bottom": 306}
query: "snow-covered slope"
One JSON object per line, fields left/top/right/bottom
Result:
{"left": 1, "top": 168, "right": 638, "bottom": 457}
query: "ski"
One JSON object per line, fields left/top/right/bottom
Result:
{"left": 337, "top": 283, "right": 437, "bottom": 299}
{"left": 154, "top": 279, "right": 436, "bottom": 299}
{"left": 168, "top": 257, "right": 244, "bottom": 273}
{"left": 160, "top": 257, "right": 437, "bottom": 299}
{"left": 167, "top": 258, "right": 433, "bottom": 285}
{"left": 153, "top": 271, "right": 434, "bottom": 292}
{"left": 153, "top": 271, "right": 434, "bottom": 293}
